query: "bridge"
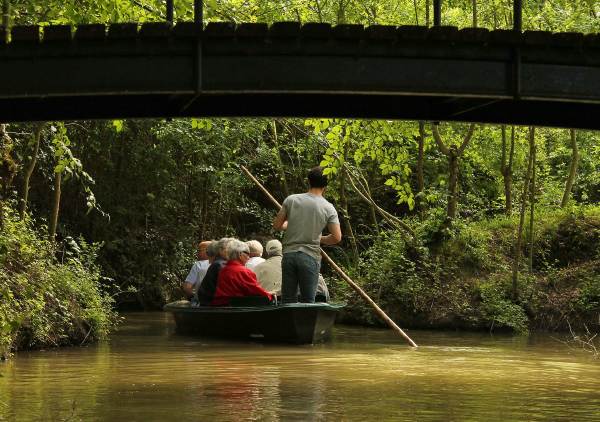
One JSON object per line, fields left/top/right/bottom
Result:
{"left": 0, "top": 21, "right": 598, "bottom": 129}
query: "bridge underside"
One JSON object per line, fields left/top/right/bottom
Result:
{"left": 1, "top": 22, "right": 599, "bottom": 129}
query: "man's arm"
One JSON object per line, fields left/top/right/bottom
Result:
{"left": 182, "top": 282, "right": 194, "bottom": 299}
{"left": 273, "top": 207, "right": 288, "bottom": 231}
{"left": 320, "top": 223, "right": 342, "bottom": 245}
{"left": 183, "top": 263, "right": 199, "bottom": 299}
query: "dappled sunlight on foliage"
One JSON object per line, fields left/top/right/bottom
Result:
{"left": 0, "top": 207, "right": 117, "bottom": 359}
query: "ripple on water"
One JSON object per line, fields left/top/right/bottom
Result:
{"left": 1, "top": 315, "right": 600, "bottom": 421}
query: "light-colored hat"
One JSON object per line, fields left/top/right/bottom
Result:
{"left": 266, "top": 239, "right": 282, "bottom": 254}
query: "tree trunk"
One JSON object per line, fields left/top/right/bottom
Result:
{"left": 364, "top": 165, "right": 379, "bottom": 232}
{"left": 447, "top": 148, "right": 459, "bottom": 219}
{"left": 416, "top": 121, "right": 426, "bottom": 216}
{"left": 413, "top": 0, "right": 419, "bottom": 24}
{"left": 501, "top": 126, "right": 515, "bottom": 214}
{"left": 20, "top": 123, "right": 43, "bottom": 219}
{"left": 336, "top": 0, "right": 346, "bottom": 24}
{"left": 417, "top": 121, "right": 425, "bottom": 194}
{"left": 431, "top": 123, "right": 475, "bottom": 221}
{"left": 2, "top": 1, "right": 9, "bottom": 43}
{"left": 528, "top": 139, "right": 536, "bottom": 273}
{"left": 472, "top": 0, "right": 478, "bottom": 27}
{"left": 560, "top": 129, "right": 580, "bottom": 208}
{"left": 0, "top": 123, "right": 16, "bottom": 230}
{"left": 512, "top": 127, "right": 535, "bottom": 300}
{"left": 271, "top": 121, "right": 289, "bottom": 197}
{"left": 340, "top": 144, "right": 359, "bottom": 266}
{"left": 49, "top": 171, "right": 62, "bottom": 240}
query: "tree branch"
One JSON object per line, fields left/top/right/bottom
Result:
{"left": 431, "top": 123, "right": 450, "bottom": 156}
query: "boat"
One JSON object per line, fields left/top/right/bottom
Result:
{"left": 164, "top": 300, "right": 345, "bottom": 344}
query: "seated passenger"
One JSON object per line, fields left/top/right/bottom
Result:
{"left": 197, "top": 238, "right": 235, "bottom": 306}
{"left": 182, "top": 240, "right": 211, "bottom": 301}
{"left": 254, "top": 239, "right": 283, "bottom": 293}
{"left": 255, "top": 239, "right": 329, "bottom": 302}
{"left": 211, "top": 239, "right": 272, "bottom": 306}
{"left": 245, "top": 240, "right": 266, "bottom": 271}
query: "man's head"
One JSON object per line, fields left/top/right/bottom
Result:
{"left": 265, "top": 239, "right": 282, "bottom": 257}
{"left": 206, "top": 240, "right": 220, "bottom": 263}
{"left": 197, "top": 240, "right": 212, "bottom": 261}
{"left": 246, "top": 240, "right": 263, "bottom": 258}
{"left": 308, "top": 166, "right": 328, "bottom": 189}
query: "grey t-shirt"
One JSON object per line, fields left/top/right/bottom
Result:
{"left": 282, "top": 193, "right": 339, "bottom": 261}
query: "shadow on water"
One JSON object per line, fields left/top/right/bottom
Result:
{"left": 1, "top": 312, "right": 599, "bottom": 421}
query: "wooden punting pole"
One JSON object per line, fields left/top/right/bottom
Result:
{"left": 240, "top": 165, "right": 418, "bottom": 348}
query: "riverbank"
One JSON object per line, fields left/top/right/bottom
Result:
{"left": 332, "top": 206, "right": 600, "bottom": 334}
{"left": 0, "top": 209, "right": 118, "bottom": 359}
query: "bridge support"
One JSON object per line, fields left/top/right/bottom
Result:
{"left": 433, "top": 0, "right": 441, "bottom": 26}
{"left": 514, "top": 0, "right": 522, "bottom": 31}
{"left": 195, "top": 0, "right": 203, "bottom": 25}
{"left": 166, "top": 0, "right": 174, "bottom": 23}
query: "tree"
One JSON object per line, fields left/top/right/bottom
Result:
{"left": 561, "top": 129, "right": 580, "bottom": 208}
{"left": 431, "top": 123, "right": 476, "bottom": 220}
{"left": 500, "top": 126, "right": 516, "bottom": 214}
{"left": 512, "top": 126, "right": 535, "bottom": 300}
{"left": 19, "top": 123, "right": 44, "bottom": 219}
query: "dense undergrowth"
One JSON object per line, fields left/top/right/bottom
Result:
{"left": 0, "top": 208, "right": 118, "bottom": 359}
{"left": 331, "top": 206, "right": 600, "bottom": 334}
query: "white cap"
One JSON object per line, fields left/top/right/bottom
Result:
{"left": 266, "top": 239, "right": 282, "bottom": 254}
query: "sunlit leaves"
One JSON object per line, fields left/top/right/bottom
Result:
{"left": 308, "top": 117, "right": 418, "bottom": 209}
{"left": 112, "top": 120, "right": 124, "bottom": 133}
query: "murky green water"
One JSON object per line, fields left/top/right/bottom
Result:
{"left": 1, "top": 313, "right": 599, "bottom": 421}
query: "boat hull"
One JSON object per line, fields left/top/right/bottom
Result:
{"left": 164, "top": 301, "right": 344, "bottom": 344}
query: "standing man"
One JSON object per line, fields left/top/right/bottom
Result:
{"left": 273, "top": 166, "right": 342, "bottom": 303}
{"left": 182, "top": 240, "right": 211, "bottom": 300}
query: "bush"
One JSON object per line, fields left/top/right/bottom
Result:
{"left": 336, "top": 207, "right": 600, "bottom": 333}
{"left": 0, "top": 208, "right": 117, "bottom": 359}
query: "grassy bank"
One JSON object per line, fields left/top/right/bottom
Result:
{"left": 0, "top": 209, "right": 118, "bottom": 359}
{"left": 331, "top": 206, "right": 600, "bottom": 334}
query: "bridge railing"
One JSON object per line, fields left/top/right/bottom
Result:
{"left": 161, "top": 0, "right": 523, "bottom": 31}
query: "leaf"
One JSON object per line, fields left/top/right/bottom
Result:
{"left": 113, "top": 120, "right": 124, "bottom": 133}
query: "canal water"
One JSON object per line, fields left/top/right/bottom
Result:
{"left": 1, "top": 312, "right": 599, "bottom": 421}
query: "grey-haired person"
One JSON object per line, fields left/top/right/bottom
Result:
{"left": 197, "top": 237, "right": 235, "bottom": 305}
{"left": 245, "top": 240, "right": 265, "bottom": 271}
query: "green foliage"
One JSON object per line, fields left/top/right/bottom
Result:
{"left": 333, "top": 207, "right": 600, "bottom": 333}
{"left": 477, "top": 277, "right": 529, "bottom": 334}
{"left": 0, "top": 207, "right": 117, "bottom": 359}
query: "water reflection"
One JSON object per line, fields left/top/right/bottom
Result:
{"left": 1, "top": 313, "right": 599, "bottom": 421}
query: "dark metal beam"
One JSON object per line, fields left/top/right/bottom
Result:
{"left": 514, "top": 0, "right": 522, "bottom": 32}
{"left": 433, "top": 0, "right": 441, "bottom": 26}
{"left": 195, "top": 0, "right": 203, "bottom": 25}
{"left": 166, "top": 0, "right": 174, "bottom": 23}
{"left": 0, "top": 94, "right": 597, "bottom": 130}
{"left": 0, "top": 24, "right": 598, "bottom": 129}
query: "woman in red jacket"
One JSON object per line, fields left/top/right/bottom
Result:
{"left": 211, "top": 239, "right": 273, "bottom": 306}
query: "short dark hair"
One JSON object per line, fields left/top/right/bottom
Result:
{"left": 307, "top": 166, "right": 328, "bottom": 188}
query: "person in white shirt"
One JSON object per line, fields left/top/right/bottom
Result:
{"left": 245, "top": 240, "right": 265, "bottom": 271}
{"left": 182, "top": 240, "right": 212, "bottom": 300}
